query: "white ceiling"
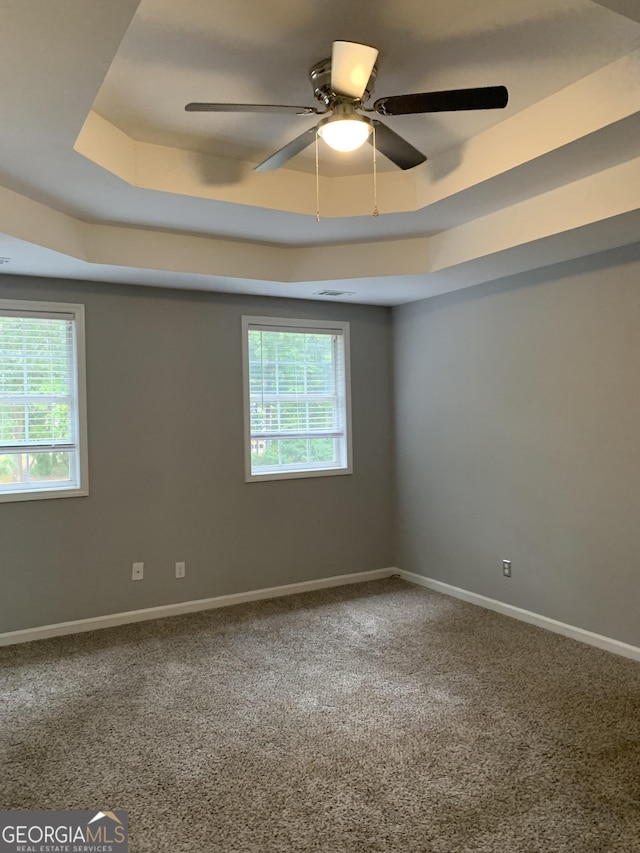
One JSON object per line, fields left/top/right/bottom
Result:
{"left": 0, "top": 0, "right": 639, "bottom": 305}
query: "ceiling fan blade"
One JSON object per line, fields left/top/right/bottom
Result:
{"left": 331, "top": 41, "right": 379, "bottom": 100}
{"left": 374, "top": 85, "right": 509, "bottom": 116}
{"left": 185, "top": 102, "right": 319, "bottom": 115}
{"left": 254, "top": 127, "right": 318, "bottom": 172}
{"left": 369, "top": 121, "right": 426, "bottom": 170}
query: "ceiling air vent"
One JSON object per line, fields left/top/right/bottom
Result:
{"left": 314, "top": 289, "right": 356, "bottom": 297}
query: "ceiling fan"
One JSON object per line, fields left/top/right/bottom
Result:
{"left": 185, "top": 41, "right": 509, "bottom": 172}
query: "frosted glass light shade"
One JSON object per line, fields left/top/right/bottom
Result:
{"left": 317, "top": 118, "right": 372, "bottom": 152}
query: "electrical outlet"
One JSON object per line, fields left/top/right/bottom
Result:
{"left": 132, "top": 562, "right": 144, "bottom": 581}
{"left": 502, "top": 559, "right": 512, "bottom": 578}
{"left": 175, "top": 561, "right": 186, "bottom": 579}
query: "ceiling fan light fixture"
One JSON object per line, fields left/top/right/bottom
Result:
{"left": 317, "top": 115, "right": 372, "bottom": 152}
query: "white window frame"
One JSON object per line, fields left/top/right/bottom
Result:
{"left": 242, "top": 316, "right": 353, "bottom": 482}
{"left": 0, "top": 299, "right": 89, "bottom": 503}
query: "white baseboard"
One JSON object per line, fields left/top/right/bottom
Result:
{"left": 0, "top": 568, "right": 395, "bottom": 647}
{"left": 6, "top": 567, "right": 637, "bottom": 662}
{"left": 398, "top": 570, "right": 640, "bottom": 663}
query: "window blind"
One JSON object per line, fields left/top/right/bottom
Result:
{"left": 246, "top": 321, "right": 349, "bottom": 477}
{"left": 0, "top": 309, "right": 79, "bottom": 492}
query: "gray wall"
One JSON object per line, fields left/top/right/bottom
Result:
{"left": 393, "top": 244, "right": 640, "bottom": 648}
{"left": 0, "top": 276, "right": 393, "bottom": 632}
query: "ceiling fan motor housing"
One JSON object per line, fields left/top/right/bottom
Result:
{"left": 309, "top": 57, "right": 378, "bottom": 107}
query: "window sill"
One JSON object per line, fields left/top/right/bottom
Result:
{"left": 245, "top": 466, "right": 352, "bottom": 483}
{"left": 0, "top": 486, "right": 89, "bottom": 504}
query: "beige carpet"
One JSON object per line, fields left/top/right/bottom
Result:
{"left": 1, "top": 578, "right": 639, "bottom": 852}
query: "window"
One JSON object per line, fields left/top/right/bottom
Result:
{"left": 0, "top": 300, "right": 88, "bottom": 502}
{"left": 242, "top": 316, "right": 352, "bottom": 481}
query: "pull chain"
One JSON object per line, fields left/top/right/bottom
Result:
{"left": 372, "top": 123, "right": 379, "bottom": 217}
{"left": 315, "top": 130, "right": 320, "bottom": 222}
